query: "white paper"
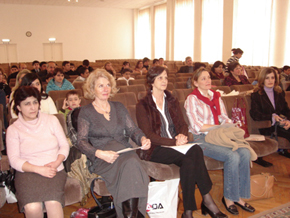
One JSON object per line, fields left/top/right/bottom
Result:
{"left": 162, "top": 143, "right": 200, "bottom": 154}
{"left": 116, "top": 147, "right": 141, "bottom": 154}
{"left": 245, "top": 134, "right": 265, "bottom": 141}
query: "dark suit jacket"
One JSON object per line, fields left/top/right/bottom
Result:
{"left": 178, "top": 66, "right": 194, "bottom": 73}
{"left": 250, "top": 89, "right": 290, "bottom": 122}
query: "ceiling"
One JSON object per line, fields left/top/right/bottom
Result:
{"left": 0, "top": 0, "right": 165, "bottom": 9}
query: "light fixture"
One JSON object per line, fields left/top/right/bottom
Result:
{"left": 2, "top": 39, "right": 10, "bottom": 43}
{"left": 68, "top": 0, "right": 78, "bottom": 2}
{"left": 49, "top": 38, "right": 56, "bottom": 43}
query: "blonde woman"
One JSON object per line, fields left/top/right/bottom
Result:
{"left": 76, "top": 69, "right": 150, "bottom": 217}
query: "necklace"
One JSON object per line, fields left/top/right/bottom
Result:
{"left": 92, "top": 101, "right": 110, "bottom": 114}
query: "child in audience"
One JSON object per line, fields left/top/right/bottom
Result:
{"left": 46, "top": 68, "right": 75, "bottom": 93}
{"left": 117, "top": 68, "right": 135, "bottom": 85}
{"left": 134, "top": 60, "right": 146, "bottom": 75}
{"left": 59, "top": 90, "right": 81, "bottom": 120}
{"left": 73, "top": 67, "right": 90, "bottom": 83}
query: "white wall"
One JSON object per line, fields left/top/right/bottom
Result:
{"left": 0, "top": 4, "right": 134, "bottom": 63}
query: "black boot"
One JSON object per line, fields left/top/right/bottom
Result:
{"left": 279, "top": 149, "right": 290, "bottom": 158}
{"left": 254, "top": 157, "right": 273, "bottom": 167}
{"left": 122, "top": 198, "right": 141, "bottom": 218}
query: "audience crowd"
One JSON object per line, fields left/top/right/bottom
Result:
{"left": 1, "top": 55, "right": 289, "bottom": 218}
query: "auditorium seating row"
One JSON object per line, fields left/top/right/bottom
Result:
{"left": 0, "top": 59, "right": 263, "bottom": 78}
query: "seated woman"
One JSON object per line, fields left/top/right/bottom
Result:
{"left": 136, "top": 66, "right": 227, "bottom": 218}
{"left": 224, "top": 62, "right": 250, "bottom": 86}
{"left": 185, "top": 68, "right": 255, "bottom": 216}
{"left": 46, "top": 68, "right": 75, "bottom": 93}
{"left": 76, "top": 69, "right": 151, "bottom": 218}
{"left": 103, "top": 62, "right": 117, "bottom": 78}
{"left": 6, "top": 86, "right": 69, "bottom": 218}
{"left": 250, "top": 67, "right": 290, "bottom": 161}
{"left": 11, "top": 73, "right": 57, "bottom": 118}
{"left": 134, "top": 60, "right": 146, "bottom": 75}
{"left": 210, "top": 61, "right": 225, "bottom": 80}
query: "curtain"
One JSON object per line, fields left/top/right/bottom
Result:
{"left": 135, "top": 8, "right": 151, "bottom": 59}
{"left": 232, "top": 0, "right": 273, "bottom": 66}
{"left": 201, "top": 0, "right": 223, "bottom": 63}
{"left": 174, "top": 0, "right": 194, "bottom": 61}
{"left": 154, "top": 3, "right": 167, "bottom": 59}
{"left": 284, "top": 0, "right": 290, "bottom": 66}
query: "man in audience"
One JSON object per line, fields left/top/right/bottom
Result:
{"left": 31, "top": 60, "right": 40, "bottom": 73}
{"left": 62, "top": 61, "right": 74, "bottom": 78}
{"left": 76, "top": 59, "right": 94, "bottom": 74}
{"left": 178, "top": 56, "right": 194, "bottom": 73}
{"left": 280, "top": 65, "right": 290, "bottom": 82}
{"left": 40, "top": 61, "right": 47, "bottom": 71}
{"left": 38, "top": 61, "right": 56, "bottom": 82}
{"left": 7, "top": 65, "right": 19, "bottom": 85}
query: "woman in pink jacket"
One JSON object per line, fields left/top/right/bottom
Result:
{"left": 7, "top": 86, "right": 69, "bottom": 218}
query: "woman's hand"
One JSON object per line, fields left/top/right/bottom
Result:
{"left": 141, "top": 136, "right": 151, "bottom": 150}
{"left": 95, "top": 150, "right": 119, "bottom": 164}
{"left": 36, "top": 166, "right": 57, "bottom": 178}
{"left": 44, "top": 160, "right": 61, "bottom": 169}
{"left": 44, "top": 154, "right": 65, "bottom": 170}
{"left": 283, "top": 120, "right": 290, "bottom": 130}
{"left": 175, "top": 134, "right": 188, "bottom": 146}
{"left": 273, "top": 115, "right": 284, "bottom": 122}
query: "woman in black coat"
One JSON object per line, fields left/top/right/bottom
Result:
{"left": 250, "top": 67, "right": 290, "bottom": 166}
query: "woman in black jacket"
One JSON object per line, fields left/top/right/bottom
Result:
{"left": 250, "top": 67, "right": 290, "bottom": 166}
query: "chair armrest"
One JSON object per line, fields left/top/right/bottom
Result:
{"left": 249, "top": 120, "right": 271, "bottom": 134}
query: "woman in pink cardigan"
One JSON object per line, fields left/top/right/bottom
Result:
{"left": 6, "top": 86, "right": 69, "bottom": 218}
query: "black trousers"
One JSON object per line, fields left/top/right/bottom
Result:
{"left": 149, "top": 145, "right": 212, "bottom": 210}
{"left": 260, "top": 125, "right": 290, "bottom": 142}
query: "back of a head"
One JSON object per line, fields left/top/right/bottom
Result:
{"left": 232, "top": 48, "right": 243, "bottom": 55}
{"left": 83, "top": 59, "right": 90, "bottom": 67}
{"left": 194, "top": 62, "right": 206, "bottom": 72}
{"left": 283, "top": 65, "right": 290, "bottom": 72}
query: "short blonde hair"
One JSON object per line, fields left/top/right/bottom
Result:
{"left": 83, "top": 69, "right": 118, "bottom": 99}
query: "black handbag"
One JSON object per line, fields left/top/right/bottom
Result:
{"left": 88, "top": 177, "right": 116, "bottom": 218}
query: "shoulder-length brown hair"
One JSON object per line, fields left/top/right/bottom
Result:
{"left": 254, "top": 67, "right": 282, "bottom": 94}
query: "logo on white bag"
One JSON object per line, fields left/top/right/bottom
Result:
{"left": 146, "top": 203, "right": 164, "bottom": 213}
